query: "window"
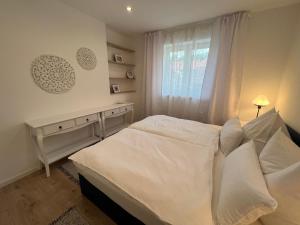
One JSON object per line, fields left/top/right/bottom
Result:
{"left": 162, "top": 38, "right": 210, "bottom": 99}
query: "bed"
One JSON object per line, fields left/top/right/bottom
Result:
{"left": 69, "top": 114, "right": 300, "bottom": 225}
{"left": 70, "top": 127, "right": 216, "bottom": 225}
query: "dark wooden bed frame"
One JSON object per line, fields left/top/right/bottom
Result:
{"left": 79, "top": 174, "right": 144, "bottom": 225}
{"left": 287, "top": 125, "right": 300, "bottom": 147}
{"left": 79, "top": 125, "right": 300, "bottom": 225}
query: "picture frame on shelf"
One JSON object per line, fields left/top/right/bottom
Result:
{"left": 111, "top": 84, "right": 121, "bottom": 93}
{"left": 126, "top": 71, "right": 135, "bottom": 79}
{"left": 113, "top": 54, "right": 123, "bottom": 64}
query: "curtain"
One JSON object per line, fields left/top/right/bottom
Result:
{"left": 143, "top": 23, "right": 212, "bottom": 120}
{"left": 143, "top": 31, "right": 164, "bottom": 117}
{"left": 204, "top": 12, "right": 249, "bottom": 125}
{"left": 143, "top": 12, "right": 249, "bottom": 125}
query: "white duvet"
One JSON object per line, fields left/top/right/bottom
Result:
{"left": 70, "top": 128, "right": 215, "bottom": 225}
{"left": 129, "top": 115, "right": 220, "bottom": 151}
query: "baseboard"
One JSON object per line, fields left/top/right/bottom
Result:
{"left": 0, "top": 166, "right": 40, "bottom": 189}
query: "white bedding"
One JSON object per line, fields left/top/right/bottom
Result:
{"left": 70, "top": 128, "right": 216, "bottom": 225}
{"left": 129, "top": 115, "right": 220, "bottom": 152}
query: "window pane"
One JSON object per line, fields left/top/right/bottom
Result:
{"left": 162, "top": 40, "right": 210, "bottom": 99}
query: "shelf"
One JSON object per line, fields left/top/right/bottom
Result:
{"left": 111, "top": 90, "right": 136, "bottom": 95}
{"left": 45, "top": 136, "right": 100, "bottom": 164}
{"left": 107, "top": 42, "right": 135, "bottom": 53}
{"left": 108, "top": 60, "right": 135, "bottom": 67}
{"left": 109, "top": 77, "right": 135, "bottom": 80}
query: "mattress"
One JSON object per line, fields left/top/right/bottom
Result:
{"left": 70, "top": 128, "right": 216, "bottom": 225}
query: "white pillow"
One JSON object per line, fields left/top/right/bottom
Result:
{"left": 216, "top": 141, "right": 277, "bottom": 225}
{"left": 220, "top": 118, "right": 244, "bottom": 156}
{"left": 242, "top": 108, "right": 277, "bottom": 154}
{"left": 261, "top": 162, "right": 300, "bottom": 225}
{"left": 270, "top": 112, "right": 291, "bottom": 139}
{"left": 259, "top": 128, "right": 300, "bottom": 174}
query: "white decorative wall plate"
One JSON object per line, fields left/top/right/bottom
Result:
{"left": 31, "top": 55, "right": 75, "bottom": 94}
{"left": 76, "top": 47, "right": 97, "bottom": 70}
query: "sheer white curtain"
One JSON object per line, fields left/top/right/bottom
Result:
{"left": 144, "top": 12, "right": 249, "bottom": 124}
{"left": 144, "top": 31, "right": 164, "bottom": 117}
{"left": 144, "top": 23, "right": 212, "bottom": 121}
{"left": 203, "top": 12, "right": 249, "bottom": 124}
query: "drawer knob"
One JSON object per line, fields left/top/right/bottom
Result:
{"left": 112, "top": 111, "right": 114, "bottom": 114}
{"left": 125, "top": 108, "right": 127, "bottom": 111}
{"left": 86, "top": 118, "right": 89, "bottom": 122}
{"left": 59, "top": 126, "right": 62, "bottom": 129}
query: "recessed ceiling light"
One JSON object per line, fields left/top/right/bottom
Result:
{"left": 126, "top": 6, "right": 133, "bottom": 13}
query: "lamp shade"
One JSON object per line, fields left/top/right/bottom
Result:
{"left": 252, "top": 95, "right": 270, "bottom": 107}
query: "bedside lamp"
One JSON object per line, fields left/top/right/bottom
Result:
{"left": 252, "top": 95, "right": 270, "bottom": 118}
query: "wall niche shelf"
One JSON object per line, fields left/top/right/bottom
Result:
{"left": 109, "top": 77, "right": 135, "bottom": 80}
{"left": 107, "top": 42, "right": 135, "bottom": 53}
{"left": 107, "top": 41, "right": 136, "bottom": 94}
{"left": 111, "top": 90, "right": 136, "bottom": 95}
{"left": 108, "top": 60, "right": 135, "bottom": 67}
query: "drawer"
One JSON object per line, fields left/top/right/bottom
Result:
{"left": 125, "top": 105, "right": 133, "bottom": 111}
{"left": 119, "top": 106, "right": 133, "bottom": 113}
{"left": 104, "top": 108, "right": 120, "bottom": 117}
{"left": 42, "top": 120, "right": 75, "bottom": 136}
{"left": 76, "top": 113, "right": 98, "bottom": 126}
{"left": 119, "top": 107, "right": 127, "bottom": 113}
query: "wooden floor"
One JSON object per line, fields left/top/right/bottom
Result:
{"left": 0, "top": 164, "right": 117, "bottom": 225}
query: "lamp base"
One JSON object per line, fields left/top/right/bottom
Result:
{"left": 256, "top": 105, "right": 262, "bottom": 118}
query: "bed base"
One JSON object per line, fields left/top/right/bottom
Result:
{"left": 287, "top": 125, "right": 300, "bottom": 147}
{"left": 79, "top": 174, "right": 144, "bottom": 225}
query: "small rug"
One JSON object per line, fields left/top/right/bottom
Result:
{"left": 49, "top": 207, "right": 90, "bottom": 225}
{"left": 58, "top": 160, "right": 79, "bottom": 185}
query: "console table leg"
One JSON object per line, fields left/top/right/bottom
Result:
{"left": 131, "top": 109, "right": 134, "bottom": 123}
{"left": 36, "top": 129, "right": 50, "bottom": 177}
{"left": 45, "top": 163, "right": 50, "bottom": 177}
{"left": 101, "top": 113, "right": 106, "bottom": 139}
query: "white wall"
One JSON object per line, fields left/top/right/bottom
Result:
{"left": 239, "top": 4, "right": 300, "bottom": 120}
{"left": 0, "top": 0, "right": 142, "bottom": 186}
{"left": 276, "top": 17, "right": 300, "bottom": 132}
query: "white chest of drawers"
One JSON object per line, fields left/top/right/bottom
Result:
{"left": 26, "top": 103, "right": 134, "bottom": 177}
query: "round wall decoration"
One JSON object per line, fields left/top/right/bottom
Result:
{"left": 76, "top": 47, "right": 97, "bottom": 70}
{"left": 31, "top": 55, "right": 75, "bottom": 94}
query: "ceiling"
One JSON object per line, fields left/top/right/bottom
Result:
{"left": 60, "top": 0, "right": 300, "bottom": 33}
